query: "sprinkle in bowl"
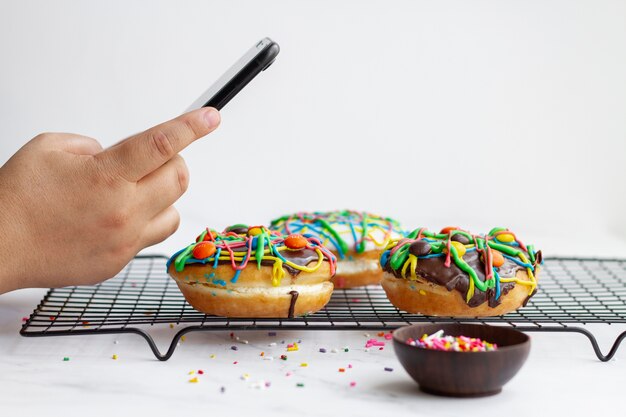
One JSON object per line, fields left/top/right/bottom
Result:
{"left": 392, "top": 323, "right": 530, "bottom": 397}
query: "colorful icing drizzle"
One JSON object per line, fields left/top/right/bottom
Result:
{"left": 380, "top": 227, "right": 542, "bottom": 308}
{"left": 166, "top": 225, "right": 337, "bottom": 287}
{"left": 269, "top": 210, "right": 406, "bottom": 259}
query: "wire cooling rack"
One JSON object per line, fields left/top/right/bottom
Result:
{"left": 20, "top": 255, "right": 626, "bottom": 361}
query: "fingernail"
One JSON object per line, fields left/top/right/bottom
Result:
{"left": 204, "top": 108, "right": 221, "bottom": 128}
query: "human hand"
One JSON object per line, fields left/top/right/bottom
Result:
{"left": 0, "top": 108, "right": 220, "bottom": 293}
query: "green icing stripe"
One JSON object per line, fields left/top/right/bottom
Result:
{"left": 390, "top": 244, "right": 410, "bottom": 270}
{"left": 357, "top": 213, "right": 369, "bottom": 253}
{"left": 450, "top": 245, "right": 492, "bottom": 292}
{"left": 256, "top": 233, "right": 266, "bottom": 270}
{"left": 487, "top": 241, "right": 521, "bottom": 257}
{"left": 175, "top": 244, "right": 195, "bottom": 272}
{"left": 318, "top": 218, "right": 350, "bottom": 255}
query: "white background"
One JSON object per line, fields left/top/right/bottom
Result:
{"left": 1, "top": 0, "right": 625, "bottom": 257}
{"left": 1, "top": 2, "right": 625, "bottom": 416}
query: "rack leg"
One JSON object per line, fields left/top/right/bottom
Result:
{"left": 515, "top": 326, "right": 626, "bottom": 362}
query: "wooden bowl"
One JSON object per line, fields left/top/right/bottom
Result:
{"left": 392, "top": 323, "right": 530, "bottom": 397}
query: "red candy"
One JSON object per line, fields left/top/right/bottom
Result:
{"left": 196, "top": 230, "right": 217, "bottom": 242}
{"left": 440, "top": 226, "right": 459, "bottom": 235}
{"left": 284, "top": 234, "right": 308, "bottom": 250}
{"left": 192, "top": 241, "right": 217, "bottom": 259}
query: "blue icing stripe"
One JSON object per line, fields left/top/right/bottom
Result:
{"left": 231, "top": 254, "right": 247, "bottom": 283}
{"left": 493, "top": 268, "right": 501, "bottom": 300}
{"left": 213, "top": 247, "right": 221, "bottom": 268}
{"left": 418, "top": 253, "right": 445, "bottom": 259}
{"left": 273, "top": 247, "right": 289, "bottom": 264}
{"left": 502, "top": 254, "right": 533, "bottom": 269}
{"left": 380, "top": 251, "right": 390, "bottom": 267}
{"left": 166, "top": 247, "right": 187, "bottom": 270}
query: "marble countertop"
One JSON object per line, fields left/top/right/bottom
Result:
{"left": 1, "top": 286, "right": 624, "bottom": 417}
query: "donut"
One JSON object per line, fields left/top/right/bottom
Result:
{"left": 167, "top": 225, "right": 337, "bottom": 318}
{"left": 270, "top": 210, "right": 406, "bottom": 288}
{"left": 379, "top": 227, "right": 541, "bottom": 317}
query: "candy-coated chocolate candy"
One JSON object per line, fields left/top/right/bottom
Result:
{"left": 192, "top": 241, "right": 217, "bottom": 259}
{"left": 496, "top": 233, "right": 515, "bottom": 243}
{"left": 196, "top": 230, "right": 217, "bottom": 242}
{"left": 284, "top": 234, "right": 308, "bottom": 250}
{"left": 491, "top": 250, "right": 505, "bottom": 267}
{"left": 450, "top": 233, "right": 470, "bottom": 245}
{"left": 225, "top": 224, "right": 249, "bottom": 235}
{"left": 440, "top": 226, "right": 458, "bottom": 235}
{"left": 408, "top": 240, "right": 431, "bottom": 257}
{"left": 481, "top": 249, "right": 505, "bottom": 267}
{"left": 248, "top": 227, "right": 264, "bottom": 236}
{"left": 445, "top": 241, "right": 466, "bottom": 257}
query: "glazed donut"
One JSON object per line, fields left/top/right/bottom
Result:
{"left": 380, "top": 227, "right": 541, "bottom": 317}
{"left": 270, "top": 210, "right": 406, "bottom": 288}
{"left": 167, "top": 225, "right": 337, "bottom": 318}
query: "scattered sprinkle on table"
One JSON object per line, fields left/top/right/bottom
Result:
{"left": 220, "top": 386, "right": 226, "bottom": 393}
{"left": 350, "top": 382, "right": 356, "bottom": 387}
{"left": 319, "top": 348, "right": 327, "bottom": 353}
{"left": 287, "top": 343, "right": 299, "bottom": 352}
{"left": 268, "top": 331, "right": 277, "bottom": 336}
{"left": 296, "top": 383, "right": 304, "bottom": 387}
{"left": 365, "top": 339, "right": 385, "bottom": 348}
{"left": 62, "top": 357, "right": 70, "bottom": 361}
{"left": 180, "top": 335, "right": 186, "bottom": 342}
{"left": 169, "top": 323, "right": 174, "bottom": 329}
{"left": 384, "top": 367, "right": 394, "bottom": 372}
{"left": 406, "top": 330, "right": 498, "bottom": 352}
{"left": 189, "top": 377, "right": 199, "bottom": 383}
{"left": 280, "top": 355, "right": 287, "bottom": 360}
{"left": 339, "top": 368, "right": 345, "bottom": 372}
{"left": 233, "top": 361, "right": 238, "bottom": 365}
{"left": 112, "top": 354, "right": 118, "bottom": 360}
{"left": 300, "top": 363, "right": 308, "bottom": 367}
{"left": 210, "top": 354, "right": 216, "bottom": 359}
{"left": 198, "top": 370, "right": 204, "bottom": 375}
{"left": 231, "top": 346, "right": 238, "bottom": 351}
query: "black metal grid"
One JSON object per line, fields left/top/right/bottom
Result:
{"left": 20, "top": 255, "right": 626, "bottom": 361}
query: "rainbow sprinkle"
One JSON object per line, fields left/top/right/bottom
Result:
{"left": 406, "top": 330, "right": 498, "bottom": 352}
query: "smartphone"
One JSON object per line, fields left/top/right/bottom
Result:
{"left": 187, "top": 37, "right": 280, "bottom": 111}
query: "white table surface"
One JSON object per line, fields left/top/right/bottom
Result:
{"left": 1, "top": 282, "right": 624, "bottom": 416}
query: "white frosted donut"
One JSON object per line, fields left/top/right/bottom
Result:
{"left": 270, "top": 210, "right": 406, "bottom": 288}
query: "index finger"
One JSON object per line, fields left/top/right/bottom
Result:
{"left": 97, "top": 107, "right": 220, "bottom": 182}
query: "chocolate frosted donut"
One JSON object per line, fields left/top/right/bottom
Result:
{"left": 270, "top": 210, "right": 406, "bottom": 288}
{"left": 380, "top": 227, "right": 541, "bottom": 317}
{"left": 167, "top": 226, "right": 337, "bottom": 318}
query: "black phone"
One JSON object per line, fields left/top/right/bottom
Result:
{"left": 187, "top": 37, "right": 280, "bottom": 111}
